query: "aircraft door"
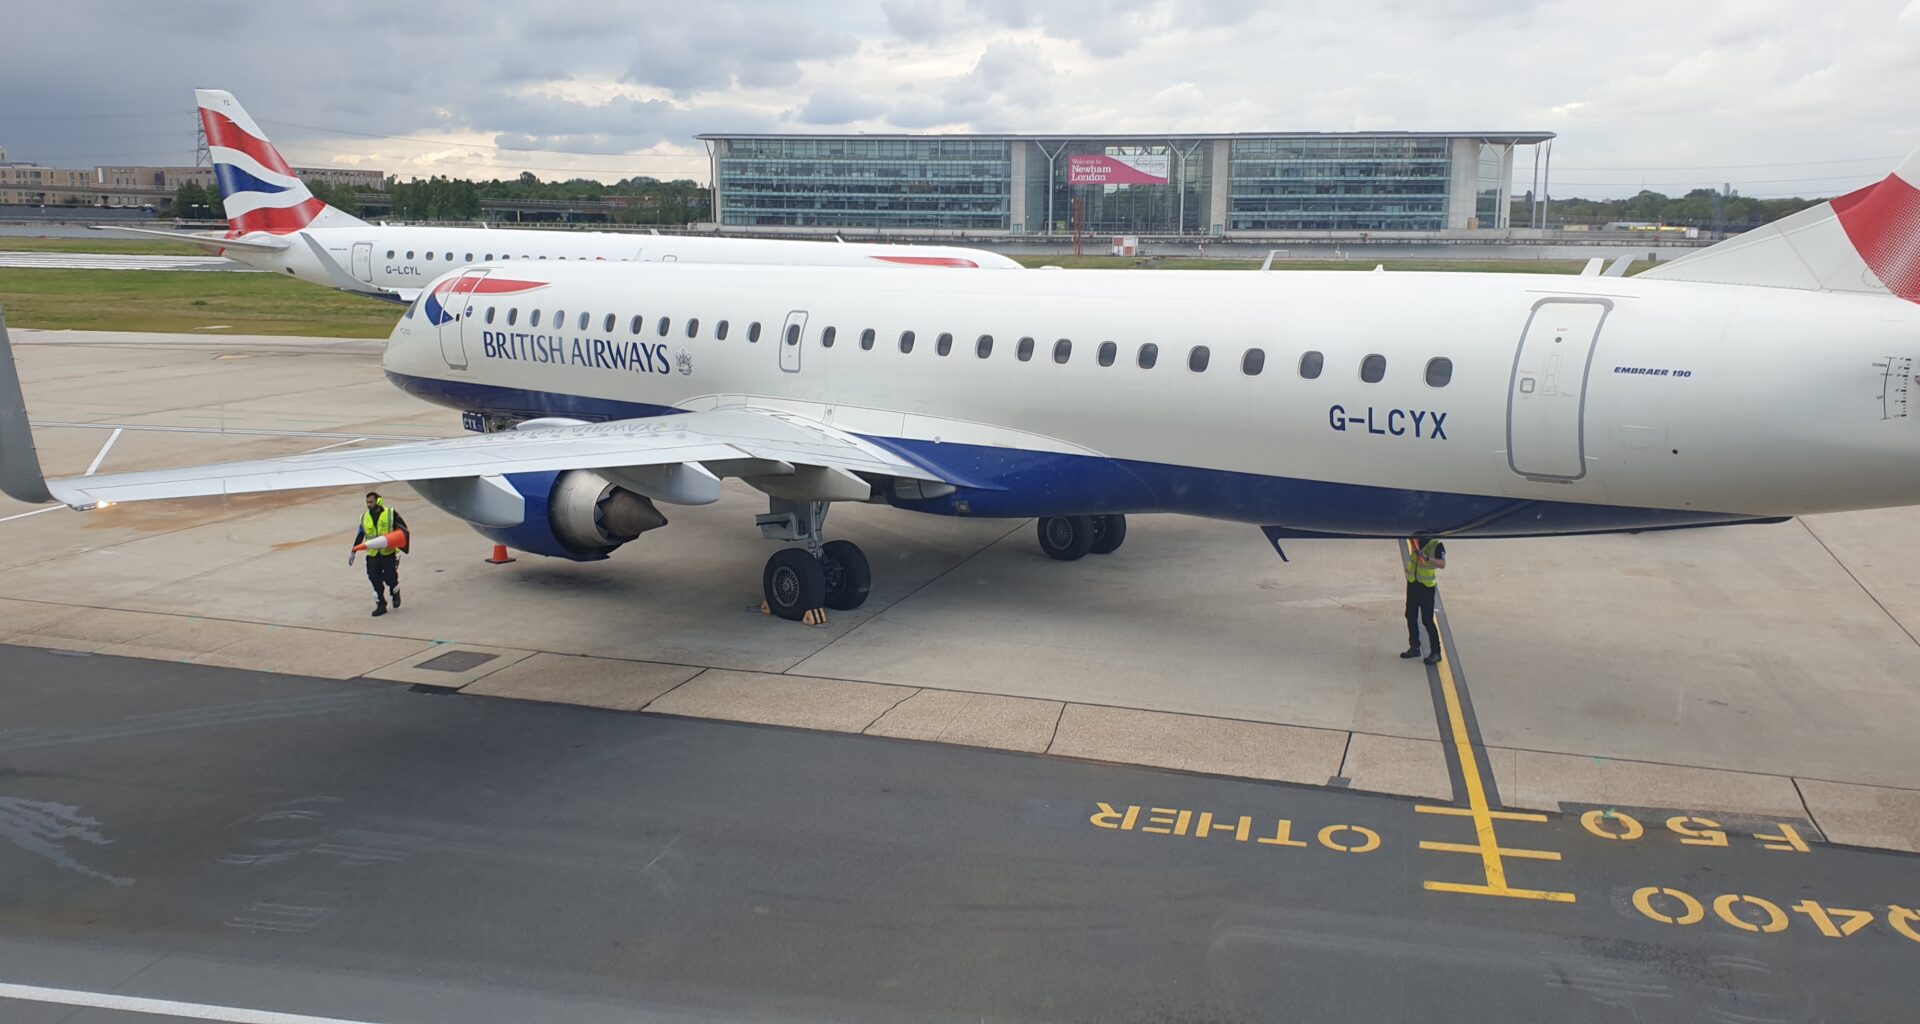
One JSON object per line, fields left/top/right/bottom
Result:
{"left": 436, "top": 268, "right": 489, "bottom": 371}
{"left": 1506, "top": 298, "right": 1609, "bottom": 480}
{"left": 779, "top": 309, "right": 807, "bottom": 373}
{"left": 350, "top": 242, "right": 373, "bottom": 283}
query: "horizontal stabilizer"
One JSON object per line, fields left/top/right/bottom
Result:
{"left": 87, "top": 226, "right": 288, "bottom": 254}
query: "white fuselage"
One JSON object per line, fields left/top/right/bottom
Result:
{"left": 230, "top": 225, "right": 1020, "bottom": 295}
{"left": 384, "top": 262, "right": 1920, "bottom": 534}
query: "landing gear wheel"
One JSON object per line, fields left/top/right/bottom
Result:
{"left": 819, "top": 539, "right": 872, "bottom": 611}
{"left": 1088, "top": 514, "right": 1127, "bottom": 555}
{"left": 763, "top": 548, "right": 825, "bottom": 621}
{"left": 1037, "top": 515, "right": 1097, "bottom": 561}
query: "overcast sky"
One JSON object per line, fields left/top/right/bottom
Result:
{"left": 3, "top": 0, "right": 1916, "bottom": 199}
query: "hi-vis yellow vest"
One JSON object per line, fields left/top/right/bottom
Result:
{"left": 361, "top": 503, "right": 396, "bottom": 557}
{"left": 1404, "top": 540, "right": 1440, "bottom": 587}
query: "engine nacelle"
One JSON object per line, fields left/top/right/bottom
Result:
{"left": 468, "top": 470, "right": 668, "bottom": 561}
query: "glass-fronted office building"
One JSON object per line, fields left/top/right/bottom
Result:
{"left": 699, "top": 131, "right": 1552, "bottom": 235}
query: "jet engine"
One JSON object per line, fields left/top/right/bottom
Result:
{"left": 416, "top": 469, "right": 668, "bottom": 561}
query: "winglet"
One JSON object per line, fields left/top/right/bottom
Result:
{"left": 0, "top": 307, "right": 54, "bottom": 504}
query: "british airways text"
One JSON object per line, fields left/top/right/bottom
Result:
{"left": 480, "top": 331, "right": 671, "bottom": 375}
{"left": 1329, "top": 405, "right": 1448, "bottom": 440}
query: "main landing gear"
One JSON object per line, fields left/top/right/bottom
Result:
{"left": 1036, "top": 514, "right": 1127, "bottom": 561}
{"left": 758, "top": 499, "right": 872, "bottom": 622}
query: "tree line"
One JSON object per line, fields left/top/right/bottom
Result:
{"left": 171, "top": 172, "right": 707, "bottom": 225}
{"left": 1512, "top": 189, "right": 1826, "bottom": 229}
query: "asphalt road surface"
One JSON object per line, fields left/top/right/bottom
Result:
{"left": 1, "top": 644, "right": 1915, "bottom": 1023}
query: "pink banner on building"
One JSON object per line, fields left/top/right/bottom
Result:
{"left": 1068, "top": 154, "right": 1170, "bottom": 186}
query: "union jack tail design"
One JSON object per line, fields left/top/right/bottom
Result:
{"left": 1643, "top": 148, "right": 1920, "bottom": 304}
{"left": 194, "top": 89, "right": 367, "bottom": 237}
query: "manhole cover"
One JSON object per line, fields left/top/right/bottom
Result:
{"left": 415, "top": 650, "right": 500, "bottom": 673}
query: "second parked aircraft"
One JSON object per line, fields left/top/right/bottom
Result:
{"left": 101, "top": 89, "right": 1020, "bottom": 299}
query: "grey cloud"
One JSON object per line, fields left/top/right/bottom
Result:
{"left": 793, "top": 87, "right": 888, "bottom": 125}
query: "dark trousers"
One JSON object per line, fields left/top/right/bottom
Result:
{"left": 366, "top": 554, "right": 399, "bottom": 602}
{"left": 1405, "top": 581, "right": 1439, "bottom": 652}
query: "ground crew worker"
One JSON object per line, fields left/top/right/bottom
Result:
{"left": 1400, "top": 536, "right": 1445, "bottom": 665}
{"left": 353, "top": 491, "right": 408, "bottom": 616}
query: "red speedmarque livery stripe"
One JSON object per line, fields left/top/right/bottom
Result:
{"left": 867, "top": 255, "right": 981, "bottom": 268}
{"left": 229, "top": 197, "right": 327, "bottom": 236}
{"left": 198, "top": 109, "right": 297, "bottom": 177}
{"left": 1832, "top": 173, "right": 1920, "bottom": 303}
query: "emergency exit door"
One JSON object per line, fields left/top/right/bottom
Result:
{"left": 350, "top": 241, "right": 373, "bottom": 283}
{"left": 1506, "top": 298, "right": 1610, "bottom": 480}
{"left": 778, "top": 310, "right": 808, "bottom": 373}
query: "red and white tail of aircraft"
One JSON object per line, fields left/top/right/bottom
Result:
{"left": 195, "top": 88, "right": 368, "bottom": 236}
{"left": 1641, "top": 149, "right": 1920, "bottom": 302}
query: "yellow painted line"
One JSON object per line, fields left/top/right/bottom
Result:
{"left": 1424, "top": 881, "right": 1579, "bottom": 903}
{"left": 1412, "top": 539, "right": 1575, "bottom": 904}
{"left": 1419, "top": 841, "right": 1563, "bottom": 861}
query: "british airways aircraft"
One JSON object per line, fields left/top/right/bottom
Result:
{"left": 99, "top": 90, "right": 1020, "bottom": 300}
{"left": 10, "top": 150, "right": 1918, "bottom": 621}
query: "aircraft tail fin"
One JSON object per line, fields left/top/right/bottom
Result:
{"left": 195, "top": 89, "right": 369, "bottom": 236}
{"left": 1639, "top": 148, "right": 1920, "bottom": 303}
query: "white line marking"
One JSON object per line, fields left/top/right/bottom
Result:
{"left": 0, "top": 981, "right": 386, "bottom": 1023}
{"left": 84, "top": 427, "right": 125, "bottom": 476}
{"left": 0, "top": 506, "right": 60, "bottom": 523}
{"left": 300, "top": 436, "right": 368, "bottom": 454}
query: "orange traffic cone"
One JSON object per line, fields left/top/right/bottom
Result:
{"left": 486, "top": 544, "right": 515, "bottom": 564}
{"left": 353, "top": 528, "right": 408, "bottom": 553}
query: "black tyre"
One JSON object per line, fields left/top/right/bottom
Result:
{"left": 1036, "top": 515, "right": 1096, "bottom": 561}
{"left": 1088, "top": 514, "right": 1128, "bottom": 555}
{"left": 763, "top": 547, "right": 825, "bottom": 621}
{"left": 820, "top": 539, "right": 872, "bottom": 610}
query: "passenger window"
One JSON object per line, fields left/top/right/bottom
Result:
{"left": 485, "top": 253, "right": 493, "bottom": 261}
{"left": 485, "top": 307, "right": 496, "bottom": 324}
{"left": 1098, "top": 341, "right": 1116, "bottom": 367}
{"left": 529, "top": 310, "right": 541, "bottom": 327}
{"left": 406, "top": 251, "right": 415, "bottom": 259}
{"left": 1299, "top": 351, "right": 1324, "bottom": 379}
{"left": 1425, "top": 357, "right": 1453, "bottom": 388}
{"left": 507, "top": 308, "right": 518, "bottom": 326}
{"left": 748, "top": 322, "right": 762, "bottom": 343}
{"left": 899, "top": 330, "right": 915, "bottom": 353}
{"left": 1053, "top": 339, "right": 1072, "bottom": 364}
{"left": 1138, "top": 343, "right": 1158, "bottom": 369}
{"left": 686, "top": 318, "right": 699, "bottom": 338}
{"left": 1242, "top": 348, "right": 1265, "bottom": 375}
{"left": 658, "top": 317, "right": 671, "bottom": 337}
{"left": 785, "top": 323, "right": 801, "bottom": 347}
{"left": 630, "top": 315, "right": 643, "bottom": 335}
{"left": 444, "top": 252, "right": 453, "bottom": 261}
{"left": 1017, "top": 336, "right": 1035, "bottom": 362}
{"left": 860, "top": 329, "right": 876, "bottom": 350}
{"left": 603, "top": 313, "right": 615, "bottom": 332}
{"left": 821, "top": 326, "right": 836, "bottom": 348}
{"left": 465, "top": 253, "right": 473, "bottom": 262}
{"left": 1189, "top": 346, "right": 1211, "bottom": 372}
{"left": 386, "top": 249, "right": 395, "bottom": 258}
{"left": 554, "top": 310, "right": 564, "bottom": 328}
{"left": 578, "top": 312, "right": 590, "bottom": 330}
{"left": 976, "top": 334, "right": 993, "bottom": 358}
{"left": 1361, "top": 354, "right": 1387, "bottom": 383}
{"left": 716, "top": 320, "right": 730, "bottom": 340}
{"left": 936, "top": 332, "right": 953, "bottom": 356}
